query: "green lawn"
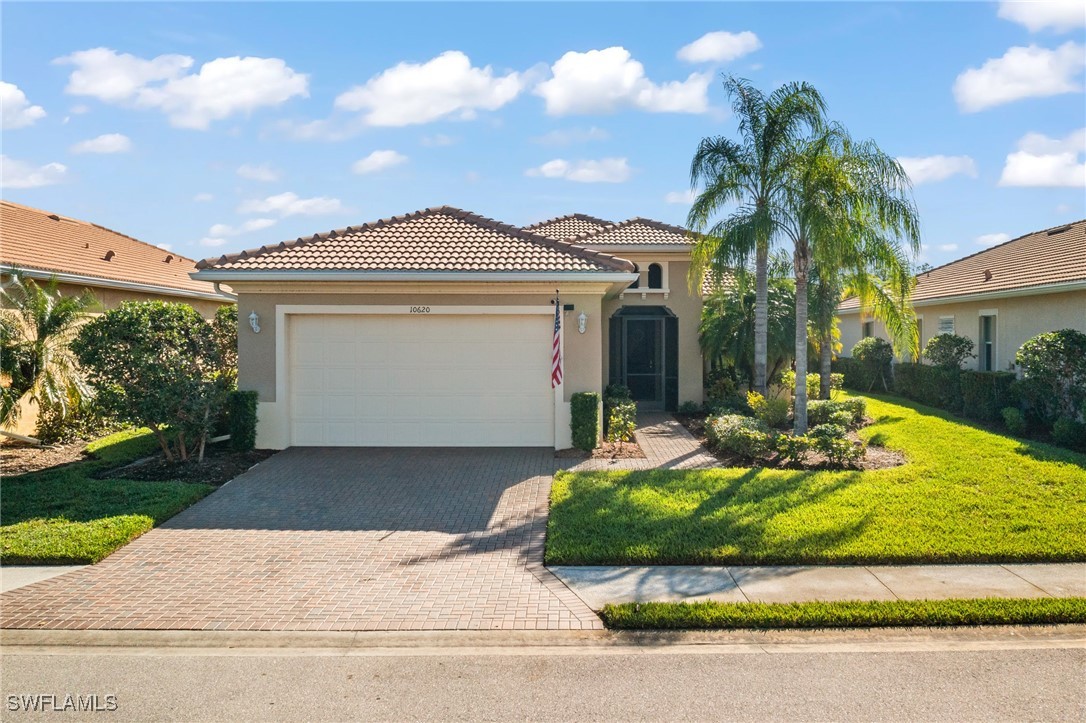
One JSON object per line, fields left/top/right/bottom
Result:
{"left": 1, "top": 430, "right": 213, "bottom": 564}
{"left": 547, "top": 394, "right": 1086, "bottom": 565}
{"left": 601, "top": 597, "right": 1086, "bottom": 630}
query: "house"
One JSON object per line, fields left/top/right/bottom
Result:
{"left": 193, "top": 206, "right": 705, "bottom": 450}
{"left": 1, "top": 200, "right": 235, "bottom": 438}
{"left": 838, "top": 219, "right": 1086, "bottom": 371}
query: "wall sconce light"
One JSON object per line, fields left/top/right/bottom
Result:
{"left": 577, "top": 311, "right": 588, "bottom": 334}
{"left": 248, "top": 311, "right": 261, "bottom": 334}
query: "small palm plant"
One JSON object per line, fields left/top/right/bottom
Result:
{"left": 0, "top": 274, "right": 97, "bottom": 428}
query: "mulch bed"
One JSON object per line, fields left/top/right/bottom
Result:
{"left": 95, "top": 445, "right": 276, "bottom": 486}
{"left": 674, "top": 413, "right": 905, "bottom": 471}
{"left": 1, "top": 440, "right": 91, "bottom": 476}
{"left": 556, "top": 441, "right": 647, "bottom": 460}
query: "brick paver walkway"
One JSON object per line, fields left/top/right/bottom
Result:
{"left": 570, "top": 410, "right": 718, "bottom": 472}
{"left": 1, "top": 448, "right": 601, "bottom": 631}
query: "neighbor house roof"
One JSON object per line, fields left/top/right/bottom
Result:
{"left": 196, "top": 206, "right": 635, "bottom": 274}
{"left": 838, "top": 219, "right": 1086, "bottom": 311}
{"left": 0, "top": 200, "right": 228, "bottom": 300}
{"left": 573, "top": 217, "right": 695, "bottom": 246}
{"left": 524, "top": 213, "right": 613, "bottom": 240}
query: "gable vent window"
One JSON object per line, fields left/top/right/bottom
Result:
{"left": 647, "top": 263, "right": 663, "bottom": 289}
{"left": 938, "top": 316, "right": 955, "bottom": 335}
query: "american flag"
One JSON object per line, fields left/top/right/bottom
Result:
{"left": 551, "top": 296, "right": 563, "bottom": 388}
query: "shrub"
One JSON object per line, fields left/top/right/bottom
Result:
{"left": 960, "top": 371, "right": 1016, "bottom": 423}
{"left": 1001, "top": 406, "right": 1027, "bottom": 436}
{"left": 34, "top": 398, "right": 120, "bottom": 445}
{"left": 1052, "top": 417, "right": 1086, "bottom": 451}
{"left": 851, "top": 337, "right": 894, "bottom": 391}
{"left": 809, "top": 423, "right": 864, "bottom": 466}
{"left": 747, "top": 391, "right": 789, "bottom": 428}
{"left": 606, "top": 401, "right": 637, "bottom": 443}
{"left": 807, "top": 398, "right": 866, "bottom": 428}
{"left": 602, "top": 383, "right": 632, "bottom": 437}
{"left": 923, "top": 334, "right": 975, "bottom": 369}
{"left": 893, "top": 362, "right": 963, "bottom": 413}
{"left": 678, "top": 401, "right": 702, "bottom": 415}
{"left": 774, "top": 433, "right": 811, "bottom": 465}
{"left": 1015, "top": 329, "right": 1086, "bottom": 426}
{"left": 228, "top": 390, "right": 259, "bottom": 452}
{"left": 705, "top": 414, "right": 776, "bottom": 459}
{"left": 832, "top": 357, "right": 869, "bottom": 392}
{"left": 780, "top": 370, "right": 843, "bottom": 400}
{"left": 839, "top": 398, "right": 867, "bottom": 425}
{"left": 704, "top": 369, "right": 743, "bottom": 409}
{"left": 570, "top": 392, "right": 601, "bottom": 451}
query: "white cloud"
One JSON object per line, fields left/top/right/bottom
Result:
{"left": 525, "top": 157, "right": 631, "bottom": 183}
{"left": 351, "top": 149, "right": 408, "bottom": 175}
{"left": 236, "top": 163, "right": 281, "bottom": 182}
{"left": 938, "top": 243, "right": 959, "bottom": 252}
{"left": 999, "top": 128, "right": 1086, "bottom": 187}
{"left": 1, "top": 82, "right": 46, "bottom": 129}
{"left": 335, "top": 51, "right": 523, "bottom": 126}
{"left": 897, "top": 155, "right": 978, "bottom": 184}
{"left": 0, "top": 156, "right": 68, "bottom": 188}
{"left": 70, "top": 133, "right": 132, "bottom": 154}
{"left": 55, "top": 48, "right": 308, "bottom": 129}
{"left": 535, "top": 47, "right": 710, "bottom": 116}
{"left": 975, "top": 232, "right": 1011, "bottom": 247}
{"left": 1056, "top": 203, "right": 1073, "bottom": 213}
{"left": 677, "top": 31, "right": 762, "bottom": 63}
{"left": 193, "top": 192, "right": 214, "bottom": 202}
{"left": 665, "top": 189, "right": 698, "bottom": 204}
{"left": 531, "top": 126, "right": 610, "bottom": 145}
{"left": 465, "top": 171, "right": 480, "bottom": 183}
{"left": 998, "top": 1, "right": 1086, "bottom": 32}
{"left": 156, "top": 243, "right": 172, "bottom": 251}
{"left": 421, "top": 133, "right": 457, "bottom": 147}
{"left": 199, "top": 237, "right": 228, "bottom": 247}
{"left": 237, "top": 192, "right": 344, "bottom": 217}
{"left": 208, "top": 218, "right": 278, "bottom": 237}
{"left": 953, "top": 42, "right": 1085, "bottom": 112}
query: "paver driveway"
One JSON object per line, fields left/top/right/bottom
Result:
{"left": 1, "top": 448, "right": 601, "bottom": 631}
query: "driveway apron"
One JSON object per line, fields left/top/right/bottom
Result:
{"left": 1, "top": 448, "right": 601, "bottom": 631}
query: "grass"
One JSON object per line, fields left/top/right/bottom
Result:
{"left": 548, "top": 394, "right": 1086, "bottom": 565}
{"left": 601, "top": 597, "right": 1086, "bottom": 630}
{"left": 1, "top": 429, "right": 213, "bottom": 564}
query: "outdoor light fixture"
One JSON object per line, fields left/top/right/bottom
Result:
{"left": 578, "top": 311, "right": 588, "bottom": 334}
{"left": 248, "top": 311, "right": 261, "bottom": 334}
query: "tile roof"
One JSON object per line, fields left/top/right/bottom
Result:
{"left": 197, "top": 206, "right": 635, "bottom": 274}
{"left": 572, "top": 217, "right": 695, "bottom": 246}
{"left": 0, "top": 200, "right": 225, "bottom": 297}
{"left": 523, "top": 213, "right": 613, "bottom": 240}
{"left": 839, "top": 219, "right": 1086, "bottom": 311}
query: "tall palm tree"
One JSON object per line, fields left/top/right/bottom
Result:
{"left": 777, "top": 126, "right": 920, "bottom": 433}
{"left": 688, "top": 76, "right": 826, "bottom": 395}
{"left": 0, "top": 275, "right": 97, "bottom": 427}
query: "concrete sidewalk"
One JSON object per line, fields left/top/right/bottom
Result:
{"left": 1, "top": 566, "right": 86, "bottom": 593}
{"left": 550, "top": 563, "right": 1086, "bottom": 609}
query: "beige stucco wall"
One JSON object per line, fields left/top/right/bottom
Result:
{"left": 600, "top": 254, "right": 705, "bottom": 404}
{"left": 838, "top": 289, "right": 1086, "bottom": 370}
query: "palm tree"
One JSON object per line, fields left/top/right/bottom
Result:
{"left": 0, "top": 275, "right": 97, "bottom": 427}
{"left": 688, "top": 76, "right": 826, "bottom": 395}
{"left": 777, "top": 126, "right": 920, "bottom": 433}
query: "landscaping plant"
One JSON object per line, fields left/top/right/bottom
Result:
{"left": 923, "top": 333, "right": 975, "bottom": 369}
{"left": 851, "top": 337, "right": 894, "bottom": 392}
{"left": 746, "top": 391, "right": 789, "bottom": 428}
{"left": 606, "top": 401, "right": 637, "bottom": 443}
{"left": 705, "top": 414, "right": 777, "bottom": 458}
{"left": 1015, "top": 329, "right": 1086, "bottom": 430}
{"left": 1001, "top": 406, "right": 1027, "bottom": 436}
{"left": 570, "top": 391, "right": 601, "bottom": 451}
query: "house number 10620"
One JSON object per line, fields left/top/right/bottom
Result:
{"left": 409, "top": 306, "right": 431, "bottom": 314}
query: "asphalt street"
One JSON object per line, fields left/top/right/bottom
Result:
{"left": 2, "top": 630, "right": 1084, "bottom": 721}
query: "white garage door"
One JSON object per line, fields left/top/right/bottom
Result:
{"left": 288, "top": 314, "right": 555, "bottom": 446}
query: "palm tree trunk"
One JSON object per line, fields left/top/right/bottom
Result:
{"left": 819, "top": 333, "right": 833, "bottom": 399}
{"left": 753, "top": 242, "right": 769, "bottom": 395}
{"left": 794, "top": 250, "right": 810, "bottom": 435}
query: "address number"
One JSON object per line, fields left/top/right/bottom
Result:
{"left": 409, "top": 306, "right": 431, "bottom": 314}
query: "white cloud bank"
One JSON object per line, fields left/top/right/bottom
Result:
{"left": 532, "top": 127, "right": 610, "bottom": 146}
{"left": 953, "top": 42, "right": 1084, "bottom": 112}
{"left": 1, "top": 82, "right": 46, "bottom": 129}
{"left": 236, "top": 163, "right": 282, "bottom": 182}
{"left": 335, "top": 51, "right": 523, "bottom": 126}
{"left": 70, "top": 133, "right": 132, "bottom": 154}
{"left": 54, "top": 47, "right": 308, "bottom": 129}
{"left": 998, "top": 1, "right": 1086, "bottom": 32}
{"left": 525, "top": 157, "right": 631, "bottom": 183}
{"left": 677, "top": 31, "right": 762, "bottom": 63}
{"left": 351, "top": 150, "right": 407, "bottom": 175}
{"left": 896, "top": 155, "right": 978, "bottom": 184}
{"left": 237, "top": 192, "right": 345, "bottom": 217}
{"left": 999, "top": 128, "right": 1086, "bottom": 187}
{"left": 208, "top": 218, "right": 278, "bottom": 237}
{"left": 975, "top": 232, "right": 1011, "bottom": 247}
{"left": 665, "top": 189, "right": 697, "bottom": 204}
{"left": 1, "top": 156, "right": 68, "bottom": 188}
{"left": 535, "top": 47, "right": 710, "bottom": 115}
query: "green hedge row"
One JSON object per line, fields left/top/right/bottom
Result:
{"left": 570, "top": 392, "right": 600, "bottom": 451}
{"left": 228, "top": 390, "right": 259, "bottom": 452}
{"left": 892, "top": 363, "right": 1015, "bottom": 422}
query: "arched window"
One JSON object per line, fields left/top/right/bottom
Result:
{"left": 647, "top": 263, "right": 663, "bottom": 289}
{"left": 629, "top": 263, "right": 640, "bottom": 289}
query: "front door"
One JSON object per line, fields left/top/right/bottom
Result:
{"left": 624, "top": 318, "right": 664, "bottom": 409}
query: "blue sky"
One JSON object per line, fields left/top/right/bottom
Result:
{"left": 3, "top": 1, "right": 1084, "bottom": 266}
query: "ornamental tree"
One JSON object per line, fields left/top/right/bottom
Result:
{"left": 923, "top": 333, "right": 975, "bottom": 369}
{"left": 1015, "top": 329, "right": 1086, "bottom": 425}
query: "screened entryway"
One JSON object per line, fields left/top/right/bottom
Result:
{"left": 609, "top": 306, "right": 679, "bottom": 411}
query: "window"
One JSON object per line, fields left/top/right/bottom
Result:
{"left": 647, "top": 263, "right": 663, "bottom": 289}
{"left": 628, "top": 263, "right": 640, "bottom": 289}
{"left": 979, "top": 315, "right": 996, "bottom": 371}
{"left": 862, "top": 321, "right": 874, "bottom": 338}
{"left": 938, "top": 316, "right": 955, "bottom": 335}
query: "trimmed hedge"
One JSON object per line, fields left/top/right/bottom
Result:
{"left": 570, "top": 392, "right": 600, "bottom": 451}
{"left": 228, "top": 390, "right": 259, "bottom": 452}
{"left": 893, "top": 362, "right": 963, "bottom": 412}
{"left": 960, "top": 371, "right": 1017, "bottom": 423}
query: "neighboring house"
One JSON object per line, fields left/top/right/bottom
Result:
{"left": 194, "top": 206, "right": 705, "bottom": 450}
{"left": 838, "top": 219, "right": 1086, "bottom": 372}
{"left": 1, "top": 200, "right": 234, "bottom": 437}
